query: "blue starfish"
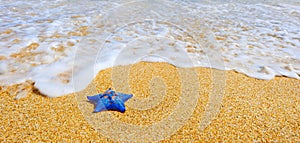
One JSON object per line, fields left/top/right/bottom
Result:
{"left": 87, "top": 88, "right": 133, "bottom": 113}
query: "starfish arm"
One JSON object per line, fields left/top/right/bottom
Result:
{"left": 111, "top": 99, "right": 126, "bottom": 113}
{"left": 117, "top": 93, "right": 133, "bottom": 102}
{"left": 118, "top": 101, "right": 126, "bottom": 113}
{"left": 94, "top": 101, "right": 107, "bottom": 113}
{"left": 87, "top": 94, "right": 102, "bottom": 103}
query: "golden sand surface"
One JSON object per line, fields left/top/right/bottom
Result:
{"left": 1, "top": 62, "right": 299, "bottom": 142}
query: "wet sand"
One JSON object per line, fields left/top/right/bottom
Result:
{"left": 1, "top": 62, "right": 299, "bottom": 142}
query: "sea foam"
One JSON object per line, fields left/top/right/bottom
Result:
{"left": 0, "top": 0, "right": 299, "bottom": 97}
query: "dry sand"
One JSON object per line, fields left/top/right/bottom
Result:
{"left": 1, "top": 62, "right": 299, "bottom": 142}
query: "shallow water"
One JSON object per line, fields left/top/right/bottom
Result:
{"left": 0, "top": 0, "right": 299, "bottom": 97}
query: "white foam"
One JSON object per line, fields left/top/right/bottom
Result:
{"left": 0, "top": 0, "right": 299, "bottom": 97}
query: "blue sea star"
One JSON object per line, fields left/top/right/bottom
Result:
{"left": 87, "top": 88, "right": 133, "bottom": 113}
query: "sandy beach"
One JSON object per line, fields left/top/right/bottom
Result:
{"left": 1, "top": 62, "right": 299, "bottom": 142}
{"left": 1, "top": 1, "right": 300, "bottom": 142}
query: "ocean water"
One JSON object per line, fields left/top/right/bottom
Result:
{"left": 0, "top": 0, "right": 299, "bottom": 97}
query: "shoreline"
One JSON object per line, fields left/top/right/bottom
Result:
{"left": 1, "top": 62, "right": 299, "bottom": 142}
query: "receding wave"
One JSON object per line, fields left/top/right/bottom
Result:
{"left": 0, "top": 0, "right": 299, "bottom": 97}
